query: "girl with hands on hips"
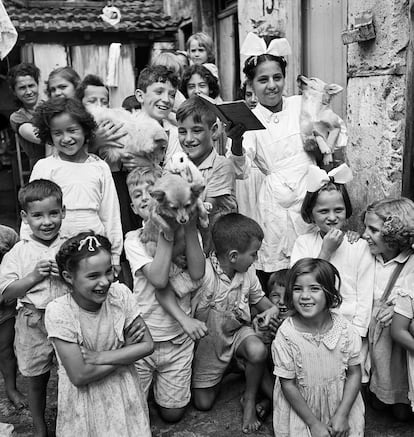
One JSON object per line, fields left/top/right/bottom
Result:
{"left": 45, "top": 232, "right": 153, "bottom": 436}
{"left": 272, "top": 258, "right": 364, "bottom": 437}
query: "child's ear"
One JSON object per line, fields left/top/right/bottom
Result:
{"left": 210, "top": 122, "right": 219, "bottom": 141}
{"left": 135, "top": 89, "right": 145, "bottom": 104}
{"left": 130, "top": 202, "right": 138, "bottom": 215}
{"left": 228, "top": 249, "right": 239, "bottom": 263}
{"left": 150, "top": 189, "right": 166, "bottom": 202}
{"left": 61, "top": 270, "right": 73, "bottom": 285}
{"left": 20, "top": 210, "right": 28, "bottom": 224}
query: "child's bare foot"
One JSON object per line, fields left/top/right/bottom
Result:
{"left": 240, "top": 395, "right": 261, "bottom": 433}
{"left": 6, "top": 388, "right": 27, "bottom": 409}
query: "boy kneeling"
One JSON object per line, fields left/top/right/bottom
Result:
{"left": 192, "top": 213, "right": 278, "bottom": 433}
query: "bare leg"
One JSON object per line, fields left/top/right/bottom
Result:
{"left": 28, "top": 372, "right": 50, "bottom": 437}
{"left": 193, "top": 385, "right": 220, "bottom": 411}
{"left": 237, "top": 336, "right": 267, "bottom": 433}
{"left": 0, "top": 317, "right": 26, "bottom": 408}
{"left": 158, "top": 405, "right": 187, "bottom": 423}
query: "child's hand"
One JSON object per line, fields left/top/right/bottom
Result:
{"left": 328, "top": 412, "right": 350, "bottom": 436}
{"left": 124, "top": 317, "right": 146, "bottom": 345}
{"left": 121, "top": 153, "right": 153, "bottom": 171}
{"left": 50, "top": 260, "right": 60, "bottom": 276}
{"left": 321, "top": 228, "right": 344, "bottom": 255}
{"left": 346, "top": 230, "right": 360, "bottom": 244}
{"left": 309, "top": 421, "right": 331, "bottom": 437}
{"left": 226, "top": 122, "right": 246, "bottom": 142}
{"left": 268, "top": 316, "right": 283, "bottom": 337}
{"left": 95, "top": 120, "right": 127, "bottom": 149}
{"left": 80, "top": 346, "right": 102, "bottom": 365}
{"left": 32, "top": 259, "right": 54, "bottom": 281}
{"left": 376, "top": 302, "right": 394, "bottom": 327}
{"left": 180, "top": 316, "right": 208, "bottom": 341}
{"left": 253, "top": 306, "right": 279, "bottom": 330}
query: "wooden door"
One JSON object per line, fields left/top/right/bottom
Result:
{"left": 302, "top": 0, "right": 347, "bottom": 117}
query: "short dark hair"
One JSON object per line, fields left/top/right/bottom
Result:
{"left": 8, "top": 62, "right": 40, "bottom": 91}
{"left": 301, "top": 182, "right": 353, "bottom": 224}
{"left": 18, "top": 179, "right": 63, "bottom": 211}
{"left": 180, "top": 64, "right": 220, "bottom": 99}
{"left": 137, "top": 65, "right": 179, "bottom": 92}
{"left": 46, "top": 66, "right": 81, "bottom": 98}
{"left": 56, "top": 232, "right": 112, "bottom": 281}
{"left": 75, "top": 74, "right": 108, "bottom": 101}
{"left": 243, "top": 54, "right": 287, "bottom": 81}
{"left": 212, "top": 213, "right": 264, "bottom": 256}
{"left": 176, "top": 95, "right": 217, "bottom": 128}
{"left": 285, "top": 258, "right": 342, "bottom": 311}
{"left": 121, "top": 95, "right": 141, "bottom": 112}
{"left": 33, "top": 97, "right": 97, "bottom": 145}
{"left": 268, "top": 268, "right": 289, "bottom": 291}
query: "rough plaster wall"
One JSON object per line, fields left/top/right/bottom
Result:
{"left": 347, "top": 0, "right": 409, "bottom": 227}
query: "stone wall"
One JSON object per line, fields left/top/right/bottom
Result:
{"left": 346, "top": 0, "right": 409, "bottom": 227}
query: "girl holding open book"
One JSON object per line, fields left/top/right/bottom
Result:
{"left": 228, "top": 33, "right": 348, "bottom": 292}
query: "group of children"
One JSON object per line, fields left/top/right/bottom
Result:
{"left": 1, "top": 30, "right": 414, "bottom": 437}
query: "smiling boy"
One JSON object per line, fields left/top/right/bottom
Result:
{"left": 0, "top": 179, "right": 69, "bottom": 437}
{"left": 176, "top": 95, "right": 237, "bottom": 253}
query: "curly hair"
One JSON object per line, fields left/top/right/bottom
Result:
{"left": 56, "top": 232, "right": 112, "bottom": 282}
{"left": 32, "top": 97, "right": 97, "bottom": 145}
{"left": 180, "top": 64, "right": 220, "bottom": 99}
{"left": 46, "top": 66, "right": 81, "bottom": 98}
{"left": 362, "top": 197, "right": 414, "bottom": 250}
{"left": 243, "top": 54, "right": 287, "bottom": 82}
{"left": 285, "top": 258, "right": 342, "bottom": 312}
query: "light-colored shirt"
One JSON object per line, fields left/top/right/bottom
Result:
{"left": 124, "top": 228, "right": 190, "bottom": 342}
{"left": 0, "top": 234, "right": 69, "bottom": 309}
{"left": 291, "top": 230, "right": 374, "bottom": 336}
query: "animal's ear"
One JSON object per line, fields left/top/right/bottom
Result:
{"left": 150, "top": 189, "right": 166, "bottom": 202}
{"left": 297, "top": 75, "right": 308, "bottom": 89}
{"left": 191, "top": 184, "right": 205, "bottom": 197}
{"left": 325, "top": 83, "right": 343, "bottom": 95}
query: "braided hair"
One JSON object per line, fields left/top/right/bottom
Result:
{"left": 56, "top": 232, "right": 111, "bottom": 283}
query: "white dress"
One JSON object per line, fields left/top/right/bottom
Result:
{"left": 26, "top": 153, "right": 123, "bottom": 264}
{"left": 231, "top": 96, "right": 347, "bottom": 271}
{"left": 45, "top": 282, "right": 151, "bottom": 437}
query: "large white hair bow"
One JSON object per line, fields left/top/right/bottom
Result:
{"left": 306, "top": 164, "right": 353, "bottom": 193}
{"left": 240, "top": 32, "right": 292, "bottom": 58}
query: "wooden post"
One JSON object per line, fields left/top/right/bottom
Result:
{"left": 403, "top": 0, "right": 414, "bottom": 199}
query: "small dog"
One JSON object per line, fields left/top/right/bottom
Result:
{"left": 87, "top": 106, "right": 168, "bottom": 166}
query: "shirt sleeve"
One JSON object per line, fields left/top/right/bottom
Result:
{"left": 124, "top": 231, "right": 153, "bottom": 276}
{"left": 394, "top": 291, "right": 414, "bottom": 319}
{"left": 45, "top": 299, "right": 79, "bottom": 344}
{"left": 352, "top": 242, "right": 375, "bottom": 336}
{"left": 290, "top": 235, "right": 313, "bottom": 266}
{"left": 10, "top": 110, "right": 31, "bottom": 132}
{"left": 272, "top": 327, "right": 296, "bottom": 379}
{"left": 98, "top": 160, "right": 123, "bottom": 265}
{"left": 205, "top": 157, "right": 236, "bottom": 199}
{"left": 0, "top": 246, "right": 21, "bottom": 294}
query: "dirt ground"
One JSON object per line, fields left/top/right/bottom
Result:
{"left": 1, "top": 369, "right": 414, "bottom": 437}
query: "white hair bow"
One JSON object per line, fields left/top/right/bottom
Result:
{"left": 240, "top": 32, "right": 292, "bottom": 58}
{"left": 78, "top": 236, "right": 102, "bottom": 252}
{"left": 306, "top": 164, "right": 353, "bottom": 193}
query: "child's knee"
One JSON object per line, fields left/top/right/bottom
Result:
{"left": 244, "top": 337, "right": 268, "bottom": 364}
{"left": 158, "top": 405, "right": 187, "bottom": 423}
{"left": 193, "top": 387, "right": 216, "bottom": 411}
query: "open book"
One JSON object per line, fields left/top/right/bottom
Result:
{"left": 198, "top": 94, "right": 265, "bottom": 131}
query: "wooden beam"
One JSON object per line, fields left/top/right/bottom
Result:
{"left": 402, "top": 0, "right": 414, "bottom": 199}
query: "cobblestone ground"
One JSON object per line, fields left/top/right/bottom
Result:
{"left": 0, "top": 369, "right": 413, "bottom": 436}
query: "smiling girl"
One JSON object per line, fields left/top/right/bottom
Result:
{"left": 229, "top": 34, "right": 347, "bottom": 292}
{"left": 26, "top": 97, "right": 123, "bottom": 272}
{"left": 46, "top": 66, "right": 80, "bottom": 99}
{"left": 45, "top": 232, "right": 153, "bottom": 436}
{"left": 272, "top": 258, "right": 364, "bottom": 437}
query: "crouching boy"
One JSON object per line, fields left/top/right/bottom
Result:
{"left": 191, "top": 212, "right": 278, "bottom": 433}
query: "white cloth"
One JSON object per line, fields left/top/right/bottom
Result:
{"left": 45, "top": 282, "right": 151, "bottom": 436}
{"left": 162, "top": 118, "right": 183, "bottom": 166}
{"left": 0, "top": 0, "right": 17, "bottom": 60}
{"left": 291, "top": 230, "right": 374, "bottom": 336}
{"left": 231, "top": 96, "right": 346, "bottom": 271}
{"left": 0, "top": 234, "right": 69, "bottom": 309}
{"left": 124, "top": 229, "right": 190, "bottom": 342}
{"left": 24, "top": 154, "right": 123, "bottom": 264}
{"left": 106, "top": 43, "right": 121, "bottom": 87}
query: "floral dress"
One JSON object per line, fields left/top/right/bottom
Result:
{"left": 45, "top": 283, "right": 151, "bottom": 437}
{"left": 272, "top": 313, "right": 364, "bottom": 437}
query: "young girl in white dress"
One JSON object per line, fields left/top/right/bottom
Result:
{"left": 291, "top": 164, "right": 374, "bottom": 340}
{"left": 45, "top": 232, "right": 153, "bottom": 436}
{"left": 229, "top": 33, "right": 347, "bottom": 289}
{"left": 362, "top": 197, "right": 414, "bottom": 420}
{"left": 28, "top": 97, "right": 123, "bottom": 270}
{"left": 272, "top": 258, "right": 364, "bottom": 437}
